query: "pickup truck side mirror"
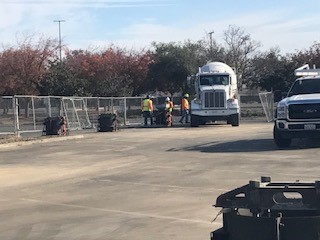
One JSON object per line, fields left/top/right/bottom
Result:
{"left": 274, "top": 90, "right": 283, "bottom": 102}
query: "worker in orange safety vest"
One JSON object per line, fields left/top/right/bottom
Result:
{"left": 179, "top": 93, "right": 190, "bottom": 124}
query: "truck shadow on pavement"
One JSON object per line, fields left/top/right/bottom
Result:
{"left": 168, "top": 138, "right": 320, "bottom": 153}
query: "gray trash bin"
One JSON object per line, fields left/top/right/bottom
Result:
{"left": 98, "top": 113, "right": 118, "bottom": 132}
{"left": 43, "top": 116, "right": 64, "bottom": 135}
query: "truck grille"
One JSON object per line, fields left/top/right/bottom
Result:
{"left": 288, "top": 103, "right": 320, "bottom": 120}
{"left": 204, "top": 91, "right": 225, "bottom": 108}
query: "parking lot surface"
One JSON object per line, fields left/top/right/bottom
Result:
{"left": 1, "top": 122, "right": 320, "bottom": 240}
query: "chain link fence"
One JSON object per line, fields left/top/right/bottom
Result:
{"left": 0, "top": 96, "right": 15, "bottom": 135}
{"left": 0, "top": 95, "right": 148, "bottom": 137}
{"left": 0, "top": 94, "right": 269, "bottom": 137}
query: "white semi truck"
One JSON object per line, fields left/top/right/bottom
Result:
{"left": 189, "top": 62, "right": 240, "bottom": 127}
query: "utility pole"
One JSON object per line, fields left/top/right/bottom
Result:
{"left": 208, "top": 31, "right": 214, "bottom": 54}
{"left": 54, "top": 20, "right": 65, "bottom": 61}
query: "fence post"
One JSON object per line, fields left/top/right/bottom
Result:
{"left": 13, "top": 96, "right": 20, "bottom": 137}
{"left": 123, "top": 97, "right": 127, "bottom": 126}
{"left": 31, "top": 96, "right": 36, "bottom": 130}
{"left": 48, "top": 96, "right": 52, "bottom": 117}
{"left": 239, "top": 94, "right": 242, "bottom": 120}
{"left": 97, "top": 97, "right": 100, "bottom": 115}
{"left": 111, "top": 97, "right": 114, "bottom": 114}
{"left": 60, "top": 97, "right": 63, "bottom": 116}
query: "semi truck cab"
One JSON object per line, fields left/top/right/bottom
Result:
{"left": 189, "top": 62, "right": 240, "bottom": 127}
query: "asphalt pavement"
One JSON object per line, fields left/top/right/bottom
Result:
{"left": 0, "top": 122, "right": 320, "bottom": 240}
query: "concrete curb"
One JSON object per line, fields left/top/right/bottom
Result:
{"left": 0, "top": 135, "right": 85, "bottom": 149}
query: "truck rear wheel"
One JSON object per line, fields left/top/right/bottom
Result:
{"left": 191, "top": 114, "right": 199, "bottom": 127}
{"left": 231, "top": 113, "right": 240, "bottom": 127}
{"left": 273, "top": 124, "right": 291, "bottom": 148}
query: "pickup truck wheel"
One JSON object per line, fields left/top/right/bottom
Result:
{"left": 273, "top": 124, "right": 291, "bottom": 148}
{"left": 191, "top": 114, "right": 199, "bottom": 127}
{"left": 231, "top": 113, "right": 240, "bottom": 127}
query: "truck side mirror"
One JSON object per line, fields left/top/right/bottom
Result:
{"left": 274, "top": 90, "right": 283, "bottom": 102}
{"left": 187, "top": 75, "right": 196, "bottom": 86}
{"left": 187, "top": 76, "right": 191, "bottom": 86}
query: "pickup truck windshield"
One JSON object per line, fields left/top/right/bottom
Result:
{"left": 288, "top": 78, "right": 320, "bottom": 97}
{"left": 200, "top": 75, "right": 229, "bottom": 86}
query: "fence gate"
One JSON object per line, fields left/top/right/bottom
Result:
{"left": 62, "top": 97, "right": 92, "bottom": 130}
{"left": 259, "top": 92, "right": 274, "bottom": 122}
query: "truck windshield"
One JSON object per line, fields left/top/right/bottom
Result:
{"left": 288, "top": 78, "right": 320, "bottom": 97}
{"left": 200, "top": 75, "right": 229, "bottom": 86}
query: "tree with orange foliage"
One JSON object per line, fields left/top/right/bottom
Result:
{"left": 64, "top": 46, "right": 152, "bottom": 97}
{"left": 0, "top": 35, "right": 57, "bottom": 95}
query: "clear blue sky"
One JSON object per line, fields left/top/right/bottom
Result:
{"left": 1, "top": 0, "right": 320, "bottom": 53}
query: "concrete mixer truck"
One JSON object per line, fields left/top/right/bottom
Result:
{"left": 188, "top": 62, "right": 240, "bottom": 127}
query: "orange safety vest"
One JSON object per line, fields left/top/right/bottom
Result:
{"left": 142, "top": 99, "right": 153, "bottom": 112}
{"left": 181, "top": 98, "right": 189, "bottom": 110}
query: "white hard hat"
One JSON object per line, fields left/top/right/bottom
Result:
{"left": 165, "top": 97, "right": 170, "bottom": 102}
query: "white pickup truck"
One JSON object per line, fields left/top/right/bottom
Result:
{"left": 273, "top": 64, "right": 320, "bottom": 148}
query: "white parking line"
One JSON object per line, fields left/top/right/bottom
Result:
{"left": 102, "top": 159, "right": 147, "bottom": 171}
{"left": 20, "top": 198, "right": 216, "bottom": 225}
{"left": 113, "top": 146, "right": 136, "bottom": 152}
{"left": 92, "top": 178, "right": 228, "bottom": 192}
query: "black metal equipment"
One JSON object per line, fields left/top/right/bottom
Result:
{"left": 43, "top": 116, "right": 65, "bottom": 135}
{"left": 97, "top": 113, "right": 118, "bottom": 132}
{"left": 211, "top": 176, "right": 320, "bottom": 240}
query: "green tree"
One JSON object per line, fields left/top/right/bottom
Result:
{"left": 38, "top": 60, "right": 89, "bottom": 96}
{"left": 147, "top": 41, "right": 207, "bottom": 95}
{"left": 248, "top": 48, "right": 296, "bottom": 92}
{"left": 291, "top": 42, "right": 320, "bottom": 68}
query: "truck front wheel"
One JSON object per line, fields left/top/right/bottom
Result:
{"left": 191, "top": 114, "right": 199, "bottom": 127}
{"left": 231, "top": 113, "right": 240, "bottom": 127}
{"left": 273, "top": 124, "right": 291, "bottom": 148}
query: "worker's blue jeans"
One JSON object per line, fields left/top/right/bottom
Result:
{"left": 179, "top": 110, "right": 189, "bottom": 123}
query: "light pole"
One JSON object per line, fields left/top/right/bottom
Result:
{"left": 208, "top": 31, "right": 214, "bottom": 53}
{"left": 54, "top": 20, "right": 65, "bottom": 61}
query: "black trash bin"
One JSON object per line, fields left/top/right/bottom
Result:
{"left": 98, "top": 113, "right": 118, "bottom": 132}
{"left": 153, "top": 108, "right": 166, "bottom": 125}
{"left": 211, "top": 177, "right": 320, "bottom": 240}
{"left": 43, "top": 116, "right": 64, "bottom": 135}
